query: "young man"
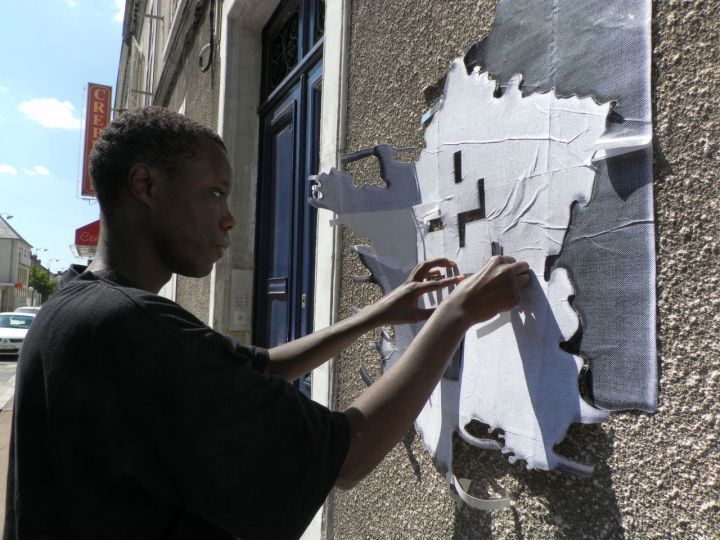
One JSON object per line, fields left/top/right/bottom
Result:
{"left": 4, "top": 107, "right": 529, "bottom": 539}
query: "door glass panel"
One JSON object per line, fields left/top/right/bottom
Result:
{"left": 313, "top": 0, "right": 325, "bottom": 45}
{"left": 265, "top": 0, "right": 300, "bottom": 95}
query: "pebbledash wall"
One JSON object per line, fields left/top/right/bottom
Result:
{"left": 329, "top": 0, "right": 719, "bottom": 538}
{"left": 114, "top": 0, "right": 719, "bottom": 538}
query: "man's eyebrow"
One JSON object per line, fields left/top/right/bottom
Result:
{"left": 215, "top": 176, "right": 232, "bottom": 192}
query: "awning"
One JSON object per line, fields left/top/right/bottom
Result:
{"left": 71, "top": 219, "right": 100, "bottom": 258}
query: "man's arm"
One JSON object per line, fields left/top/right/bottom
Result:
{"left": 265, "top": 259, "right": 460, "bottom": 380}
{"left": 336, "top": 255, "right": 530, "bottom": 488}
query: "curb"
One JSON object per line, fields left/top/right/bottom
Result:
{"left": 0, "top": 396, "right": 13, "bottom": 413}
{"left": 0, "top": 374, "right": 14, "bottom": 413}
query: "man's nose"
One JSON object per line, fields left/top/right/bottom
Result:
{"left": 221, "top": 208, "right": 235, "bottom": 231}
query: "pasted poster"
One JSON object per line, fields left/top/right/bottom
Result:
{"left": 312, "top": 0, "right": 655, "bottom": 508}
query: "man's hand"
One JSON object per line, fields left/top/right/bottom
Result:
{"left": 440, "top": 255, "right": 531, "bottom": 327}
{"left": 368, "top": 258, "right": 464, "bottom": 325}
{"left": 337, "top": 255, "right": 532, "bottom": 489}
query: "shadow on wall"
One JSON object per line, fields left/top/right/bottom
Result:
{"left": 449, "top": 424, "right": 622, "bottom": 539}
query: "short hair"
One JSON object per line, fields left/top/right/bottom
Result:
{"left": 89, "top": 106, "right": 226, "bottom": 214}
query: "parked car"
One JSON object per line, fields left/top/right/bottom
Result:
{"left": 0, "top": 312, "right": 36, "bottom": 359}
{"left": 15, "top": 306, "right": 41, "bottom": 315}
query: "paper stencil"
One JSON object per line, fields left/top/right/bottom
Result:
{"left": 311, "top": 59, "right": 612, "bottom": 493}
{"left": 465, "top": 0, "right": 656, "bottom": 412}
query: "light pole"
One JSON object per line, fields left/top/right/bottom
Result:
{"left": 32, "top": 247, "right": 48, "bottom": 255}
{"left": 48, "top": 259, "right": 60, "bottom": 273}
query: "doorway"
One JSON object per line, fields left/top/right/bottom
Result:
{"left": 254, "top": 0, "right": 324, "bottom": 396}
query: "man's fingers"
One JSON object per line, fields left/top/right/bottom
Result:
{"left": 516, "top": 271, "right": 531, "bottom": 288}
{"left": 415, "top": 274, "right": 464, "bottom": 292}
{"left": 409, "top": 258, "right": 457, "bottom": 281}
{"left": 492, "top": 255, "right": 517, "bottom": 266}
{"left": 510, "top": 261, "right": 529, "bottom": 273}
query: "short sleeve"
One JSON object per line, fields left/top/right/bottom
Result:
{"left": 239, "top": 343, "right": 269, "bottom": 374}
{"left": 105, "top": 291, "right": 351, "bottom": 539}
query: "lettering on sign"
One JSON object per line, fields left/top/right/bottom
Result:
{"left": 81, "top": 83, "right": 112, "bottom": 197}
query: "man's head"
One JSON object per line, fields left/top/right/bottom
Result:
{"left": 89, "top": 106, "right": 225, "bottom": 216}
{"left": 90, "top": 107, "right": 235, "bottom": 279}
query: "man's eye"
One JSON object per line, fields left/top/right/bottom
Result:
{"left": 211, "top": 189, "right": 225, "bottom": 199}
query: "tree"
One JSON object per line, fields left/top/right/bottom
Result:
{"left": 29, "top": 266, "right": 58, "bottom": 302}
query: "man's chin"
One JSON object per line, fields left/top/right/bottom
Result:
{"left": 176, "top": 261, "right": 215, "bottom": 279}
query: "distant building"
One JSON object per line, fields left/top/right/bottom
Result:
{"left": 0, "top": 216, "right": 41, "bottom": 310}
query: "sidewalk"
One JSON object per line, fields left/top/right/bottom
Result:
{"left": 0, "top": 394, "right": 13, "bottom": 536}
{"left": 0, "top": 364, "right": 17, "bottom": 537}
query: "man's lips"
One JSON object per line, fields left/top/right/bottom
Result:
{"left": 214, "top": 244, "right": 230, "bottom": 258}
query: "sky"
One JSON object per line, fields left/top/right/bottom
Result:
{"left": 0, "top": 0, "right": 126, "bottom": 275}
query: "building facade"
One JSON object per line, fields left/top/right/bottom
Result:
{"left": 114, "top": 1, "right": 719, "bottom": 538}
{"left": 0, "top": 217, "right": 41, "bottom": 311}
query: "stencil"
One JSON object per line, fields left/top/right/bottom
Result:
{"left": 311, "top": 62, "right": 611, "bottom": 508}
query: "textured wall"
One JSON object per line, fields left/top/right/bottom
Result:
{"left": 162, "top": 1, "right": 222, "bottom": 325}
{"left": 332, "top": 0, "right": 719, "bottom": 538}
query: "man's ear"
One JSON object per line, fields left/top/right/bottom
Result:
{"left": 127, "top": 163, "right": 156, "bottom": 206}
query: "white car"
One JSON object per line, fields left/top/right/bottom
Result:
{"left": 15, "top": 306, "right": 41, "bottom": 315}
{"left": 0, "top": 312, "right": 36, "bottom": 359}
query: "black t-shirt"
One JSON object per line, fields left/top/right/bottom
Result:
{"left": 4, "top": 271, "right": 350, "bottom": 539}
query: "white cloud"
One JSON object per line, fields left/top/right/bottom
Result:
{"left": 113, "top": 0, "right": 125, "bottom": 22}
{"left": 0, "top": 86, "right": 7, "bottom": 92}
{"left": 18, "top": 98, "right": 82, "bottom": 129}
{"left": 0, "top": 164, "right": 18, "bottom": 175}
{"left": 65, "top": 0, "right": 79, "bottom": 7}
{"left": 23, "top": 166, "right": 51, "bottom": 176}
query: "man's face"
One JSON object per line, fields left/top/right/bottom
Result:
{"left": 151, "top": 137, "right": 235, "bottom": 278}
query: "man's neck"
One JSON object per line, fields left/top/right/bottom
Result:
{"left": 88, "top": 220, "right": 172, "bottom": 294}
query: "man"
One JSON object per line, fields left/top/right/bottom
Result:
{"left": 4, "top": 107, "right": 529, "bottom": 539}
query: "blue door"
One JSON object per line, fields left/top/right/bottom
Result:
{"left": 255, "top": 0, "right": 324, "bottom": 395}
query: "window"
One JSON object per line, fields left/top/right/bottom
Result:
{"left": 262, "top": 0, "right": 325, "bottom": 98}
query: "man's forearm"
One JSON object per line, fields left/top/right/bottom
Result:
{"left": 336, "top": 302, "right": 467, "bottom": 488}
{"left": 265, "top": 306, "right": 382, "bottom": 380}
{"left": 265, "top": 259, "right": 462, "bottom": 381}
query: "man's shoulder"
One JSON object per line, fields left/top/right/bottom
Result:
{"left": 45, "top": 272, "right": 149, "bottom": 317}
{"left": 25, "top": 272, "right": 227, "bottom": 373}
{"left": 40, "top": 272, "right": 131, "bottom": 321}
{"left": 42, "top": 271, "right": 203, "bottom": 335}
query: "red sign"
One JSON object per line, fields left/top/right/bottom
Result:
{"left": 81, "top": 83, "right": 112, "bottom": 197}
{"left": 74, "top": 220, "right": 100, "bottom": 247}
